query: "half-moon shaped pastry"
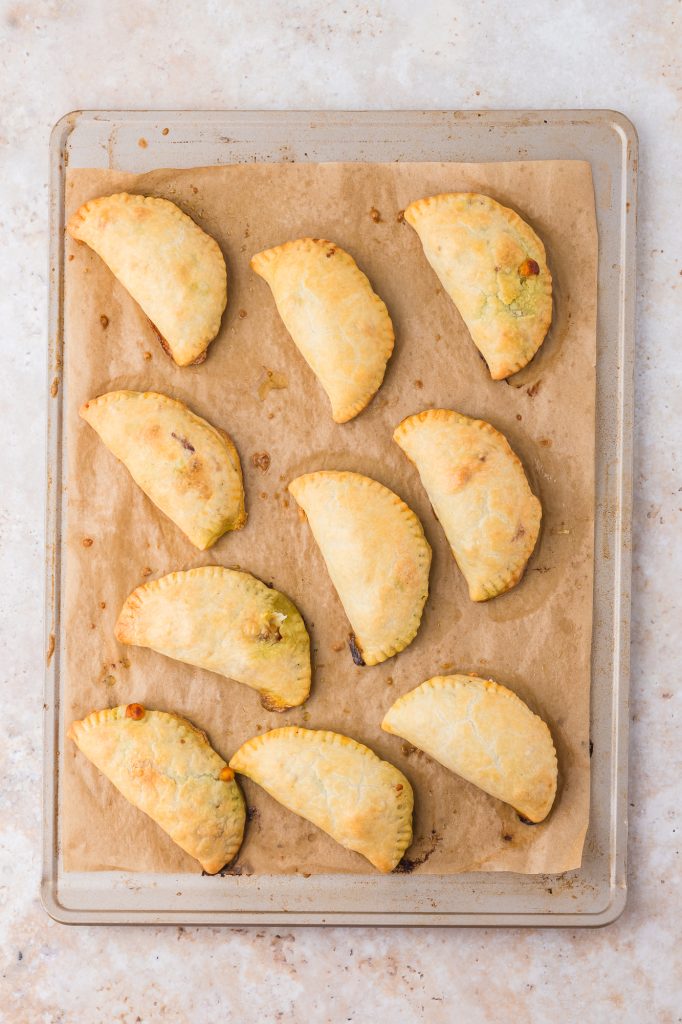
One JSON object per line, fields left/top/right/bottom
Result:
{"left": 394, "top": 409, "right": 541, "bottom": 601}
{"left": 288, "top": 471, "right": 431, "bottom": 664}
{"left": 81, "top": 390, "right": 246, "bottom": 551}
{"left": 404, "top": 192, "right": 552, "bottom": 379}
{"left": 251, "top": 238, "right": 394, "bottom": 422}
{"left": 116, "top": 566, "right": 311, "bottom": 711}
{"left": 68, "top": 704, "right": 245, "bottom": 872}
{"left": 382, "top": 674, "right": 557, "bottom": 823}
{"left": 229, "top": 727, "right": 413, "bottom": 871}
{"left": 67, "top": 192, "right": 227, "bottom": 366}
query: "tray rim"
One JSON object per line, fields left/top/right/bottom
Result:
{"left": 43, "top": 107, "right": 636, "bottom": 927}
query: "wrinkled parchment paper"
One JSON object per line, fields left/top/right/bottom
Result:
{"left": 61, "top": 160, "right": 597, "bottom": 875}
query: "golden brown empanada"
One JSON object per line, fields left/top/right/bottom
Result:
{"left": 116, "top": 566, "right": 311, "bottom": 711}
{"left": 68, "top": 704, "right": 245, "bottom": 872}
{"left": 404, "top": 192, "right": 552, "bottom": 379}
{"left": 229, "top": 727, "right": 413, "bottom": 871}
{"left": 394, "top": 409, "right": 541, "bottom": 600}
{"left": 251, "top": 238, "right": 394, "bottom": 422}
{"left": 382, "top": 674, "right": 557, "bottom": 823}
{"left": 81, "top": 390, "right": 245, "bottom": 550}
{"left": 67, "top": 192, "right": 227, "bottom": 366}
{"left": 288, "top": 471, "right": 431, "bottom": 664}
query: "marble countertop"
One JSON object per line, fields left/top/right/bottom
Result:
{"left": 1, "top": 1, "right": 680, "bottom": 1021}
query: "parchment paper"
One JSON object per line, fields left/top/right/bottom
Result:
{"left": 61, "top": 160, "right": 597, "bottom": 875}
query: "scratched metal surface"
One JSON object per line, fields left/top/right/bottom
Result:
{"left": 43, "top": 109, "right": 636, "bottom": 926}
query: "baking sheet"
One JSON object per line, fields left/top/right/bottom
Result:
{"left": 61, "top": 157, "right": 597, "bottom": 877}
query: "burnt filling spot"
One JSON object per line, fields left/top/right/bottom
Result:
{"left": 517, "top": 814, "right": 541, "bottom": 826}
{"left": 171, "top": 432, "right": 195, "bottom": 453}
{"left": 348, "top": 634, "right": 365, "bottom": 667}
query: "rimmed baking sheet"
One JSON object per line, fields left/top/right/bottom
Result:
{"left": 43, "top": 109, "right": 635, "bottom": 925}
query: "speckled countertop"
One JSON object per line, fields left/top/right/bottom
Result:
{"left": 1, "top": 2, "right": 680, "bottom": 1021}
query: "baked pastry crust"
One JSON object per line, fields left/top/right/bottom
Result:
{"left": 382, "top": 674, "right": 557, "bottom": 823}
{"left": 251, "top": 238, "right": 394, "bottom": 422}
{"left": 68, "top": 704, "right": 245, "bottom": 872}
{"left": 288, "top": 471, "right": 431, "bottom": 664}
{"left": 404, "top": 192, "right": 552, "bottom": 379}
{"left": 116, "top": 566, "right": 311, "bottom": 711}
{"left": 229, "top": 727, "right": 413, "bottom": 871}
{"left": 67, "top": 192, "right": 227, "bottom": 366}
{"left": 394, "top": 409, "right": 541, "bottom": 600}
{"left": 80, "top": 390, "right": 246, "bottom": 551}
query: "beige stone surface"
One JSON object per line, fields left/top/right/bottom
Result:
{"left": 0, "top": 1, "right": 680, "bottom": 1021}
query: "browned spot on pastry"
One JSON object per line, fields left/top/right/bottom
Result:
{"left": 396, "top": 783, "right": 403, "bottom": 792}
{"left": 238, "top": 309, "right": 248, "bottom": 319}
{"left": 99, "top": 601, "right": 106, "bottom": 609}
{"left": 396, "top": 209, "right": 405, "bottom": 223}
{"left": 326, "top": 246, "right": 336, "bottom": 258}
{"left": 348, "top": 634, "right": 365, "bottom": 667}
{"left": 138, "top": 138, "right": 148, "bottom": 149}
{"left": 99, "top": 314, "right": 109, "bottom": 329}
{"left": 252, "top": 451, "right": 271, "bottom": 472}
{"left": 82, "top": 537, "right": 93, "bottom": 547}
{"left": 171, "top": 432, "right": 196, "bottom": 453}
{"left": 125, "top": 703, "right": 145, "bottom": 720}
{"left": 161, "top": 127, "right": 169, "bottom": 136}
{"left": 46, "top": 633, "right": 55, "bottom": 665}
{"left": 68, "top": 253, "right": 75, "bottom": 261}
{"left": 50, "top": 377, "right": 59, "bottom": 397}
{"left": 526, "top": 380, "right": 541, "bottom": 397}
{"left": 512, "top": 524, "right": 526, "bottom": 541}
{"left": 259, "top": 693, "right": 288, "bottom": 713}
{"left": 539, "top": 437, "right": 552, "bottom": 448}
{"left": 519, "top": 258, "right": 540, "bottom": 277}
{"left": 414, "top": 379, "right": 423, "bottom": 389}
{"left": 219, "top": 766, "right": 234, "bottom": 782}
{"left": 370, "top": 206, "right": 382, "bottom": 223}
{"left": 141, "top": 567, "right": 152, "bottom": 577}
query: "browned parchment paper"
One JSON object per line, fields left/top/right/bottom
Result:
{"left": 61, "top": 160, "right": 597, "bottom": 875}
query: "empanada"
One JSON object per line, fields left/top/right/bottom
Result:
{"left": 382, "top": 674, "right": 557, "bottom": 823}
{"left": 404, "top": 192, "right": 552, "bottom": 379}
{"left": 288, "top": 471, "right": 431, "bottom": 664}
{"left": 116, "top": 566, "right": 311, "bottom": 711}
{"left": 394, "top": 410, "right": 541, "bottom": 600}
{"left": 67, "top": 192, "right": 227, "bottom": 366}
{"left": 68, "top": 704, "right": 245, "bottom": 872}
{"left": 81, "top": 390, "right": 245, "bottom": 550}
{"left": 251, "top": 238, "right": 394, "bottom": 422}
{"left": 229, "top": 727, "right": 413, "bottom": 871}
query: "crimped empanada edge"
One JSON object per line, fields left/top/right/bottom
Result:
{"left": 288, "top": 471, "right": 432, "bottom": 664}
{"left": 229, "top": 726, "right": 413, "bottom": 871}
{"left": 393, "top": 409, "right": 542, "bottom": 601}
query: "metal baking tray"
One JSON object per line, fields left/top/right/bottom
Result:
{"left": 43, "top": 109, "right": 636, "bottom": 926}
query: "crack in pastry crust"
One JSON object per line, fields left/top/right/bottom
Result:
{"left": 288, "top": 471, "right": 431, "bottom": 664}
{"left": 251, "top": 238, "right": 394, "bottom": 422}
{"left": 394, "top": 409, "right": 541, "bottom": 601}
{"left": 404, "top": 192, "right": 552, "bottom": 379}
{"left": 115, "top": 566, "right": 311, "bottom": 710}
{"left": 80, "top": 390, "right": 246, "bottom": 551}
{"left": 67, "top": 192, "right": 227, "bottom": 366}
{"left": 382, "top": 674, "right": 558, "bottom": 823}
{"left": 229, "top": 727, "right": 413, "bottom": 871}
{"left": 68, "top": 705, "right": 246, "bottom": 873}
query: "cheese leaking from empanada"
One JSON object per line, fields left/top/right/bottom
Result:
{"left": 67, "top": 192, "right": 227, "bottom": 366}
{"left": 229, "top": 727, "right": 413, "bottom": 871}
{"left": 81, "top": 390, "right": 246, "bottom": 550}
{"left": 382, "top": 674, "right": 557, "bottom": 823}
{"left": 288, "top": 471, "right": 431, "bottom": 665}
{"left": 251, "top": 238, "right": 394, "bottom": 422}
{"left": 68, "top": 704, "right": 245, "bottom": 873}
{"left": 404, "top": 192, "right": 552, "bottom": 379}
{"left": 116, "top": 567, "right": 311, "bottom": 711}
{"left": 394, "top": 409, "right": 541, "bottom": 600}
